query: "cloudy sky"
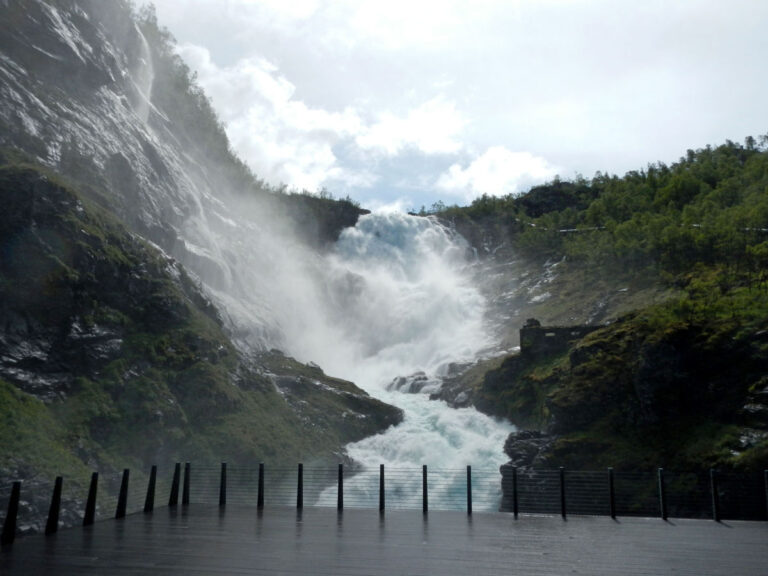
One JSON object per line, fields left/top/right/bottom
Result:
{"left": 149, "top": 0, "right": 768, "bottom": 211}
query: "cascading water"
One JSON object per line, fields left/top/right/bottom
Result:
{"left": 131, "top": 24, "right": 155, "bottom": 123}
{"left": 287, "top": 212, "right": 516, "bottom": 509}
{"left": 155, "top": 186, "right": 515, "bottom": 510}
{"left": 291, "top": 213, "right": 490, "bottom": 380}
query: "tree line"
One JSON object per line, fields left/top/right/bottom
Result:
{"left": 437, "top": 137, "right": 768, "bottom": 282}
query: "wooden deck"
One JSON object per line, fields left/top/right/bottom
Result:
{"left": 2, "top": 505, "right": 767, "bottom": 575}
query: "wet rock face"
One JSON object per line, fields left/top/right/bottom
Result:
{"left": 503, "top": 430, "right": 556, "bottom": 468}
{"left": 0, "top": 166, "right": 188, "bottom": 400}
{"left": 387, "top": 372, "right": 440, "bottom": 394}
{"left": 0, "top": 317, "right": 124, "bottom": 401}
{"left": 255, "top": 351, "right": 405, "bottom": 445}
{"left": 0, "top": 0, "right": 180, "bottom": 241}
{"left": 0, "top": 0, "right": 243, "bottom": 314}
{"left": 0, "top": 0, "right": 124, "bottom": 94}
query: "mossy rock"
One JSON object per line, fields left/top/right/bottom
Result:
{"left": 472, "top": 282, "right": 768, "bottom": 471}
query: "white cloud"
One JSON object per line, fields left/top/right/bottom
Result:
{"left": 175, "top": 43, "right": 468, "bottom": 192}
{"left": 243, "top": 0, "right": 320, "bottom": 21}
{"left": 152, "top": 0, "right": 768, "bottom": 208}
{"left": 356, "top": 96, "right": 466, "bottom": 156}
{"left": 436, "top": 147, "right": 558, "bottom": 201}
{"left": 336, "top": 0, "right": 466, "bottom": 50}
{"left": 176, "top": 43, "right": 366, "bottom": 191}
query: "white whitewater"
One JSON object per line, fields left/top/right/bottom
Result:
{"left": 293, "top": 213, "right": 490, "bottom": 379}
{"left": 291, "top": 213, "right": 515, "bottom": 510}
{"left": 132, "top": 24, "right": 155, "bottom": 123}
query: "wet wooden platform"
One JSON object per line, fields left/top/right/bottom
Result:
{"left": 2, "top": 505, "right": 767, "bottom": 575}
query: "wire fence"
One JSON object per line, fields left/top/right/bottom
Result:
{"left": 183, "top": 464, "right": 503, "bottom": 512}
{"left": 3, "top": 464, "right": 767, "bottom": 543}
{"left": 717, "top": 471, "right": 768, "bottom": 521}
{"left": 0, "top": 464, "right": 175, "bottom": 541}
{"left": 498, "top": 467, "right": 768, "bottom": 521}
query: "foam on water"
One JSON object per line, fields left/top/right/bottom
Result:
{"left": 289, "top": 213, "right": 489, "bottom": 377}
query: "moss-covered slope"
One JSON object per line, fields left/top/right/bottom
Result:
{"left": 470, "top": 274, "right": 768, "bottom": 470}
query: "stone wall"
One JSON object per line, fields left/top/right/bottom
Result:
{"left": 519, "top": 319, "right": 600, "bottom": 360}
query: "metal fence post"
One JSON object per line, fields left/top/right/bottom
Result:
{"left": 182, "top": 463, "right": 190, "bottom": 506}
{"left": 169, "top": 463, "right": 181, "bottom": 507}
{"left": 297, "top": 463, "right": 304, "bottom": 509}
{"left": 1, "top": 481, "right": 21, "bottom": 545}
{"left": 116, "top": 469, "right": 130, "bottom": 518}
{"left": 764, "top": 470, "right": 768, "bottom": 522}
{"left": 658, "top": 468, "right": 668, "bottom": 520}
{"left": 144, "top": 465, "right": 157, "bottom": 513}
{"left": 422, "top": 465, "right": 428, "bottom": 514}
{"left": 560, "top": 467, "right": 567, "bottom": 519}
{"left": 45, "top": 476, "right": 63, "bottom": 535}
{"left": 608, "top": 467, "right": 616, "bottom": 519}
{"left": 337, "top": 464, "right": 344, "bottom": 511}
{"left": 257, "top": 463, "right": 264, "bottom": 509}
{"left": 466, "top": 465, "right": 472, "bottom": 515}
{"left": 379, "top": 464, "right": 385, "bottom": 513}
{"left": 512, "top": 466, "right": 519, "bottom": 518}
{"left": 219, "top": 463, "right": 227, "bottom": 508}
{"left": 83, "top": 472, "right": 98, "bottom": 526}
{"left": 710, "top": 469, "right": 720, "bottom": 522}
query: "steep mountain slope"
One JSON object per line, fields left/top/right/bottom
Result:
{"left": 435, "top": 140, "right": 768, "bottom": 470}
{"left": 0, "top": 0, "right": 365, "bottom": 350}
{"left": 0, "top": 163, "right": 400, "bottom": 508}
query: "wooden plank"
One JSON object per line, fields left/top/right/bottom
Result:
{"left": 1, "top": 505, "right": 766, "bottom": 575}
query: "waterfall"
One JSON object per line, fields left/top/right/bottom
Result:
{"left": 132, "top": 24, "right": 155, "bottom": 123}
{"left": 279, "top": 212, "right": 516, "bottom": 509}
{"left": 291, "top": 213, "right": 491, "bottom": 382}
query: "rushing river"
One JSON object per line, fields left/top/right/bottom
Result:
{"left": 291, "top": 212, "right": 515, "bottom": 509}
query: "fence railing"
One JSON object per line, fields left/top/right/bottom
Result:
{"left": 2, "top": 464, "right": 767, "bottom": 544}
{"left": 499, "top": 466, "right": 768, "bottom": 521}
{"left": 184, "top": 463, "right": 502, "bottom": 512}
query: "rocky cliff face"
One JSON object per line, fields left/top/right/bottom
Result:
{"left": 0, "top": 0, "right": 182, "bottom": 234}
{"left": 0, "top": 0, "right": 366, "bottom": 351}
